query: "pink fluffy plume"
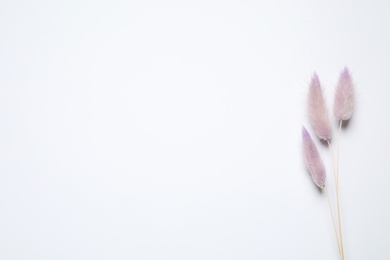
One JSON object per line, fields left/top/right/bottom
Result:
{"left": 302, "top": 127, "right": 326, "bottom": 189}
{"left": 308, "top": 73, "right": 332, "bottom": 141}
{"left": 334, "top": 67, "right": 354, "bottom": 121}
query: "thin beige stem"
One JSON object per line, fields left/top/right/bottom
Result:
{"left": 335, "top": 185, "right": 344, "bottom": 259}
{"left": 327, "top": 140, "right": 338, "bottom": 193}
{"left": 336, "top": 120, "right": 344, "bottom": 259}
{"left": 324, "top": 186, "right": 342, "bottom": 257}
{"left": 336, "top": 120, "right": 342, "bottom": 186}
{"left": 328, "top": 137, "right": 344, "bottom": 259}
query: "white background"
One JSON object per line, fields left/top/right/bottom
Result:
{"left": 1, "top": 0, "right": 389, "bottom": 259}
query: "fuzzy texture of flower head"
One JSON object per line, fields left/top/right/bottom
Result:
{"left": 302, "top": 127, "right": 326, "bottom": 189}
{"left": 308, "top": 73, "right": 332, "bottom": 141}
{"left": 334, "top": 67, "right": 354, "bottom": 121}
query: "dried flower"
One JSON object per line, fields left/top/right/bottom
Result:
{"left": 302, "top": 126, "right": 326, "bottom": 189}
{"left": 334, "top": 67, "right": 354, "bottom": 121}
{"left": 308, "top": 73, "right": 332, "bottom": 141}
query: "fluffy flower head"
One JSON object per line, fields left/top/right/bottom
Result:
{"left": 334, "top": 67, "right": 354, "bottom": 121}
{"left": 302, "top": 126, "right": 326, "bottom": 189}
{"left": 308, "top": 73, "right": 332, "bottom": 141}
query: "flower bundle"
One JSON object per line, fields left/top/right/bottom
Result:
{"left": 302, "top": 68, "right": 354, "bottom": 259}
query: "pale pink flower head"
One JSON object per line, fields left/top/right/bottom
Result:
{"left": 302, "top": 126, "right": 326, "bottom": 189}
{"left": 334, "top": 67, "right": 354, "bottom": 121}
{"left": 308, "top": 73, "right": 332, "bottom": 141}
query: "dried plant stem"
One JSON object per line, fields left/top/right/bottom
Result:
{"left": 337, "top": 120, "right": 342, "bottom": 184}
{"left": 327, "top": 140, "right": 338, "bottom": 194}
{"left": 336, "top": 120, "right": 344, "bottom": 259}
{"left": 327, "top": 139, "right": 344, "bottom": 259}
{"left": 324, "top": 186, "right": 341, "bottom": 256}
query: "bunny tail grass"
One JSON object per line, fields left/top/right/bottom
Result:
{"left": 333, "top": 67, "right": 353, "bottom": 259}
{"left": 302, "top": 126, "right": 326, "bottom": 188}
{"left": 308, "top": 73, "right": 332, "bottom": 141}
{"left": 334, "top": 67, "right": 354, "bottom": 121}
